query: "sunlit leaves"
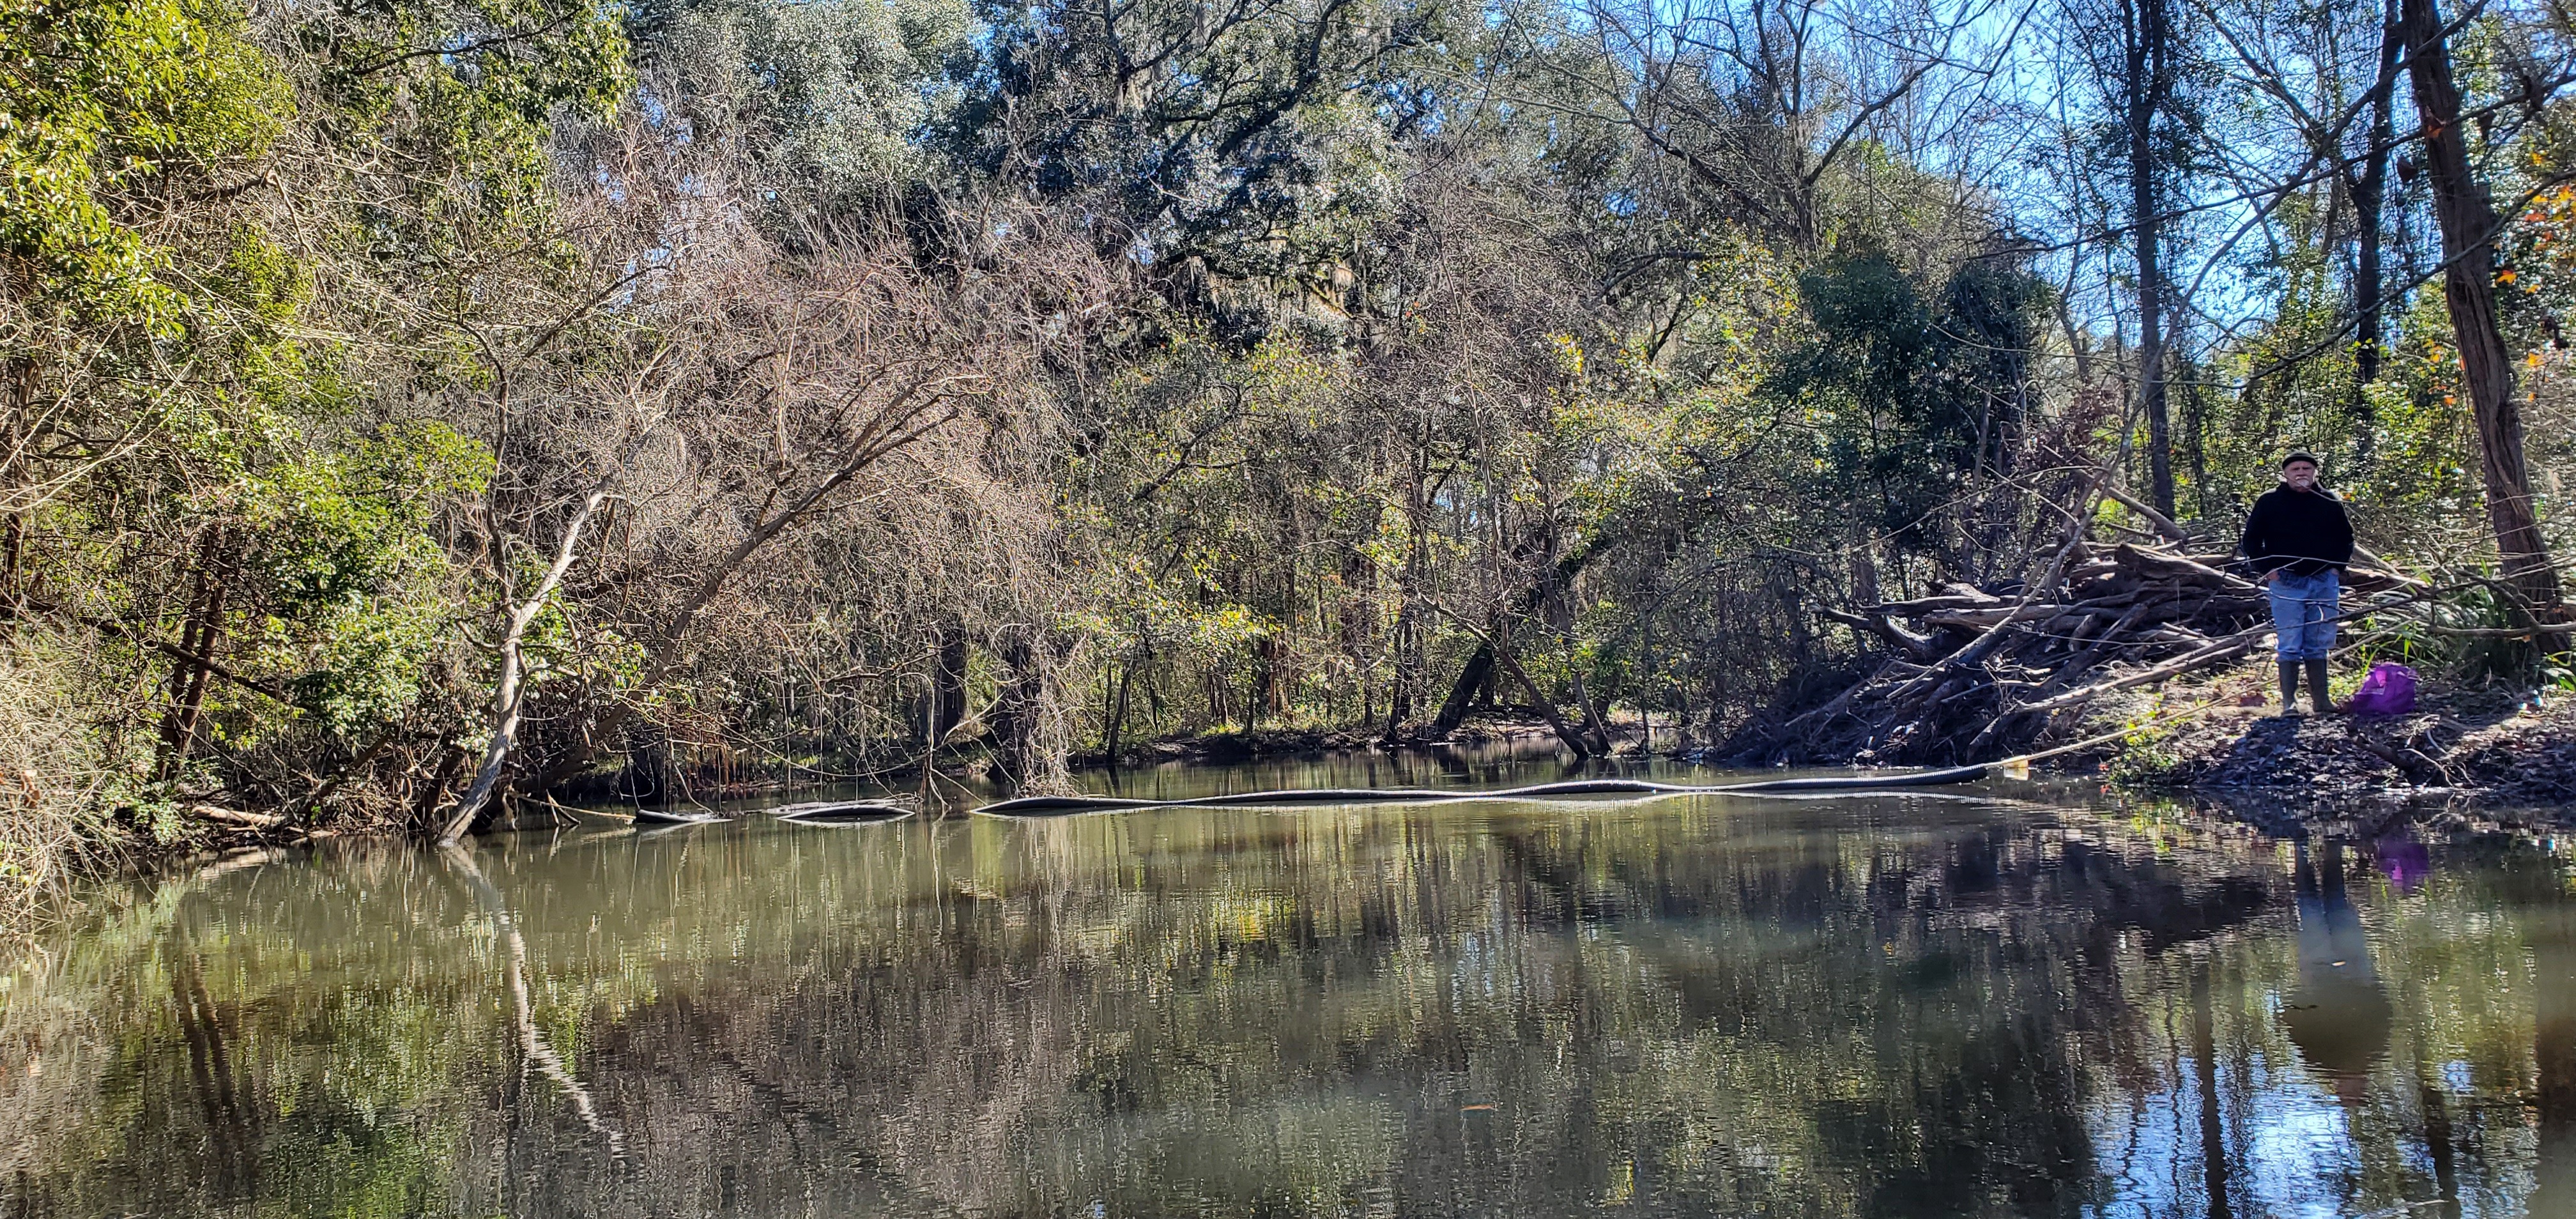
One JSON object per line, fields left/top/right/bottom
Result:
{"left": 0, "top": 0, "right": 285, "bottom": 330}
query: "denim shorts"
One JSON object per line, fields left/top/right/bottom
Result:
{"left": 2267, "top": 569, "right": 2340, "bottom": 661}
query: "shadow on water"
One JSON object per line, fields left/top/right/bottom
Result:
{"left": 6, "top": 761, "right": 2576, "bottom": 1216}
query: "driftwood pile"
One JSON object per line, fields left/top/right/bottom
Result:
{"left": 1725, "top": 540, "right": 2408, "bottom": 767}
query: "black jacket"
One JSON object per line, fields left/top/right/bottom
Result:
{"left": 2239, "top": 485, "right": 2354, "bottom": 577}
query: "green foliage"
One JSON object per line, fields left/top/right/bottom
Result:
{"left": 284, "top": 0, "right": 631, "bottom": 286}
{"left": 2538, "top": 649, "right": 2576, "bottom": 698}
{"left": 236, "top": 422, "right": 488, "bottom": 610}
{"left": 951, "top": 0, "right": 1445, "bottom": 286}
{"left": 0, "top": 0, "right": 286, "bottom": 328}
{"left": 0, "top": 0, "right": 646, "bottom": 850}
{"left": 640, "top": 0, "right": 969, "bottom": 218}
{"left": 1061, "top": 333, "right": 1361, "bottom": 717}
{"left": 1768, "top": 249, "right": 2048, "bottom": 558}
{"left": 2360, "top": 581, "right": 2551, "bottom": 687}
{"left": 0, "top": 0, "right": 2568, "bottom": 869}
{"left": 234, "top": 423, "right": 489, "bottom": 735}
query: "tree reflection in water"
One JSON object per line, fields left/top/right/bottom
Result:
{"left": 4, "top": 786, "right": 2575, "bottom": 1216}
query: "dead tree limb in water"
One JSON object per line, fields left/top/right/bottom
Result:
{"left": 434, "top": 484, "right": 610, "bottom": 844}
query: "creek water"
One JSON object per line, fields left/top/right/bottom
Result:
{"left": 6, "top": 752, "right": 2576, "bottom": 1216}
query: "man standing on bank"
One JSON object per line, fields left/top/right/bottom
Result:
{"left": 2239, "top": 452, "right": 2354, "bottom": 715}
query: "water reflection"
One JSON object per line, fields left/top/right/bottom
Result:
{"left": 5, "top": 779, "right": 2576, "bottom": 1216}
{"left": 2285, "top": 842, "right": 2395, "bottom": 1100}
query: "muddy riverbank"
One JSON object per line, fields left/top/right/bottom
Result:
{"left": 2051, "top": 664, "right": 2576, "bottom": 816}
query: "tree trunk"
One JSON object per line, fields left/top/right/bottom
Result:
{"left": 1386, "top": 476, "right": 1429, "bottom": 730}
{"left": 1434, "top": 634, "right": 1495, "bottom": 732}
{"left": 990, "top": 625, "right": 1070, "bottom": 790}
{"left": 1430, "top": 601, "right": 1590, "bottom": 755}
{"left": 1566, "top": 664, "right": 1614, "bottom": 755}
{"left": 1250, "top": 634, "right": 1286, "bottom": 726}
{"left": 930, "top": 619, "right": 968, "bottom": 743}
{"left": 156, "top": 535, "right": 230, "bottom": 778}
{"left": 2350, "top": 0, "right": 2402, "bottom": 454}
{"left": 1487, "top": 632, "right": 1592, "bottom": 758}
{"left": 2128, "top": 0, "right": 2178, "bottom": 518}
{"left": 434, "top": 487, "right": 608, "bottom": 843}
{"left": 1432, "top": 537, "right": 1611, "bottom": 732}
{"left": 2402, "top": 0, "right": 2564, "bottom": 617}
{"left": 1105, "top": 657, "right": 1135, "bottom": 763}
{"left": 1, "top": 356, "right": 31, "bottom": 603}
{"left": 1338, "top": 547, "right": 1374, "bottom": 723}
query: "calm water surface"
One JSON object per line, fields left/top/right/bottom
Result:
{"left": 8, "top": 755, "right": 2576, "bottom": 1216}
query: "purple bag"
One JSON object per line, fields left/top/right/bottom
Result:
{"left": 2345, "top": 662, "right": 2418, "bottom": 716}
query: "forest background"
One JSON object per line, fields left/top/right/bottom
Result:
{"left": 6, "top": 0, "right": 2576, "bottom": 897}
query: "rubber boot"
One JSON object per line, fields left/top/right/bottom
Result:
{"left": 2306, "top": 658, "right": 2334, "bottom": 715}
{"left": 2279, "top": 660, "right": 2303, "bottom": 715}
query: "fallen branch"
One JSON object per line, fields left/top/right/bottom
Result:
{"left": 190, "top": 804, "right": 284, "bottom": 829}
{"left": 2016, "top": 629, "right": 2271, "bottom": 714}
{"left": 436, "top": 484, "right": 611, "bottom": 843}
{"left": 2098, "top": 483, "right": 2189, "bottom": 542}
{"left": 1820, "top": 606, "right": 1942, "bottom": 662}
{"left": 2110, "top": 543, "right": 2257, "bottom": 594}
{"left": 1737, "top": 529, "right": 2472, "bottom": 765}
{"left": 19, "top": 596, "right": 293, "bottom": 704}
{"left": 1427, "top": 601, "right": 1593, "bottom": 756}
